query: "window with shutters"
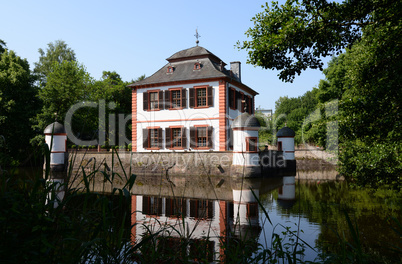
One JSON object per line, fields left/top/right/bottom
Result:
{"left": 165, "top": 197, "right": 186, "bottom": 218}
{"left": 166, "top": 126, "right": 186, "bottom": 149}
{"left": 246, "top": 137, "right": 258, "bottom": 152}
{"left": 197, "top": 127, "right": 207, "bottom": 147}
{"left": 171, "top": 90, "right": 181, "bottom": 108}
{"left": 143, "top": 90, "right": 163, "bottom": 111}
{"left": 248, "top": 95, "right": 253, "bottom": 114}
{"left": 150, "top": 128, "right": 159, "bottom": 148}
{"left": 143, "top": 127, "right": 162, "bottom": 149}
{"left": 149, "top": 92, "right": 159, "bottom": 110}
{"left": 142, "top": 196, "right": 163, "bottom": 216}
{"left": 172, "top": 128, "right": 182, "bottom": 148}
{"left": 229, "top": 87, "right": 236, "bottom": 110}
{"left": 165, "top": 88, "right": 186, "bottom": 110}
{"left": 190, "top": 199, "right": 213, "bottom": 219}
{"left": 190, "top": 125, "right": 212, "bottom": 149}
{"left": 197, "top": 88, "right": 207, "bottom": 107}
{"left": 240, "top": 92, "right": 245, "bottom": 113}
{"left": 189, "top": 86, "right": 213, "bottom": 108}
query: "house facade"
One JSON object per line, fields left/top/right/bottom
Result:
{"left": 128, "top": 46, "right": 258, "bottom": 152}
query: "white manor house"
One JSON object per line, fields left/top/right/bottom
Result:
{"left": 128, "top": 45, "right": 258, "bottom": 153}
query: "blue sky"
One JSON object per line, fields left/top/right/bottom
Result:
{"left": 1, "top": 0, "right": 329, "bottom": 112}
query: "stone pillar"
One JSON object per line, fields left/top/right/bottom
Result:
{"left": 44, "top": 121, "right": 68, "bottom": 208}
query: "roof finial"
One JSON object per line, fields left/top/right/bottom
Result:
{"left": 195, "top": 28, "right": 200, "bottom": 46}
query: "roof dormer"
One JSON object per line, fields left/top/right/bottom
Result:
{"left": 194, "top": 62, "right": 201, "bottom": 70}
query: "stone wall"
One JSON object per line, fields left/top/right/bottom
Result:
{"left": 68, "top": 151, "right": 234, "bottom": 178}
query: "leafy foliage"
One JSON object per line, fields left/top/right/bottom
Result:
{"left": 0, "top": 49, "right": 39, "bottom": 166}
{"left": 257, "top": 0, "right": 401, "bottom": 188}
{"left": 32, "top": 60, "right": 92, "bottom": 146}
{"left": 34, "top": 40, "right": 76, "bottom": 87}
{"left": 238, "top": 0, "right": 400, "bottom": 82}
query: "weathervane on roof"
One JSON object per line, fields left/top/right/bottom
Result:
{"left": 195, "top": 28, "right": 201, "bottom": 46}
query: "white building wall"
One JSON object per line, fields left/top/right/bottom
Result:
{"left": 233, "top": 190, "right": 259, "bottom": 226}
{"left": 45, "top": 135, "right": 66, "bottom": 152}
{"left": 232, "top": 130, "right": 259, "bottom": 166}
{"left": 233, "top": 130, "right": 258, "bottom": 152}
{"left": 278, "top": 176, "right": 296, "bottom": 200}
{"left": 227, "top": 84, "right": 254, "bottom": 120}
{"left": 45, "top": 135, "right": 66, "bottom": 165}
{"left": 278, "top": 137, "right": 295, "bottom": 160}
{"left": 136, "top": 81, "right": 223, "bottom": 152}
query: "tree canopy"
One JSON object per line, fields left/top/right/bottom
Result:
{"left": 0, "top": 49, "right": 39, "bottom": 165}
{"left": 34, "top": 40, "right": 76, "bottom": 87}
{"left": 238, "top": 0, "right": 401, "bottom": 82}
{"left": 262, "top": 0, "right": 401, "bottom": 188}
{"left": 33, "top": 60, "right": 92, "bottom": 130}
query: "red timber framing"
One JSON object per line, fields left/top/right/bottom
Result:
{"left": 219, "top": 80, "right": 227, "bottom": 151}
{"left": 131, "top": 88, "right": 137, "bottom": 151}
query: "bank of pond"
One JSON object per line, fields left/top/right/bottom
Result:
{"left": 1, "top": 167, "right": 400, "bottom": 263}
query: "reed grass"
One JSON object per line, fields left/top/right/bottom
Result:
{"left": 0, "top": 147, "right": 400, "bottom": 263}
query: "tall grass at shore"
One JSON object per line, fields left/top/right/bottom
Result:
{"left": 1, "top": 148, "right": 401, "bottom": 263}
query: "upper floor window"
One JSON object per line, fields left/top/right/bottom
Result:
{"left": 189, "top": 86, "right": 213, "bottom": 108}
{"left": 143, "top": 90, "right": 163, "bottom": 111}
{"left": 165, "top": 88, "right": 186, "bottom": 109}
{"left": 172, "top": 90, "right": 181, "bottom": 108}
{"left": 149, "top": 92, "right": 159, "bottom": 110}
{"left": 167, "top": 66, "right": 174, "bottom": 73}
{"left": 197, "top": 88, "right": 207, "bottom": 107}
{"left": 194, "top": 62, "right": 201, "bottom": 70}
{"left": 229, "top": 87, "right": 236, "bottom": 110}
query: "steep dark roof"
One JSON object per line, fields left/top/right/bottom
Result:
{"left": 232, "top": 113, "right": 260, "bottom": 128}
{"left": 128, "top": 46, "right": 257, "bottom": 96}
{"left": 167, "top": 46, "right": 225, "bottom": 65}
{"left": 276, "top": 127, "right": 295, "bottom": 137}
{"left": 44, "top": 121, "right": 66, "bottom": 134}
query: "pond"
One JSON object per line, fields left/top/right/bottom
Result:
{"left": 8, "top": 167, "right": 401, "bottom": 263}
{"left": 129, "top": 172, "right": 401, "bottom": 263}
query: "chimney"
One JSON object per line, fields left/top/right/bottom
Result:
{"left": 230, "top": 61, "right": 241, "bottom": 82}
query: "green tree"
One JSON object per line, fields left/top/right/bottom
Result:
{"left": 0, "top": 39, "right": 6, "bottom": 55}
{"left": 338, "top": 19, "right": 401, "bottom": 188}
{"left": 34, "top": 40, "right": 76, "bottom": 87}
{"left": 316, "top": 55, "right": 348, "bottom": 103}
{"left": 0, "top": 49, "right": 39, "bottom": 166}
{"left": 87, "top": 72, "right": 145, "bottom": 146}
{"left": 238, "top": 0, "right": 400, "bottom": 82}
{"left": 273, "top": 90, "right": 318, "bottom": 144}
{"left": 32, "top": 60, "right": 92, "bottom": 145}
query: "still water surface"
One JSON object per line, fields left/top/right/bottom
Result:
{"left": 15, "top": 167, "right": 401, "bottom": 262}
{"left": 129, "top": 172, "right": 401, "bottom": 262}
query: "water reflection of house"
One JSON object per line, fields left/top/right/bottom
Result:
{"left": 130, "top": 175, "right": 283, "bottom": 262}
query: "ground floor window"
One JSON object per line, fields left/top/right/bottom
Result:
{"left": 165, "top": 127, "right": 186, "bottom": 149}
{"left": 246, "top": 137, "right": 258, "bottom": 152}
{"left": 190, "top": 126, "right": 213, "bottom": 149}
{"left": 143, "top": 127, "right": 162, "bottom": 149}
